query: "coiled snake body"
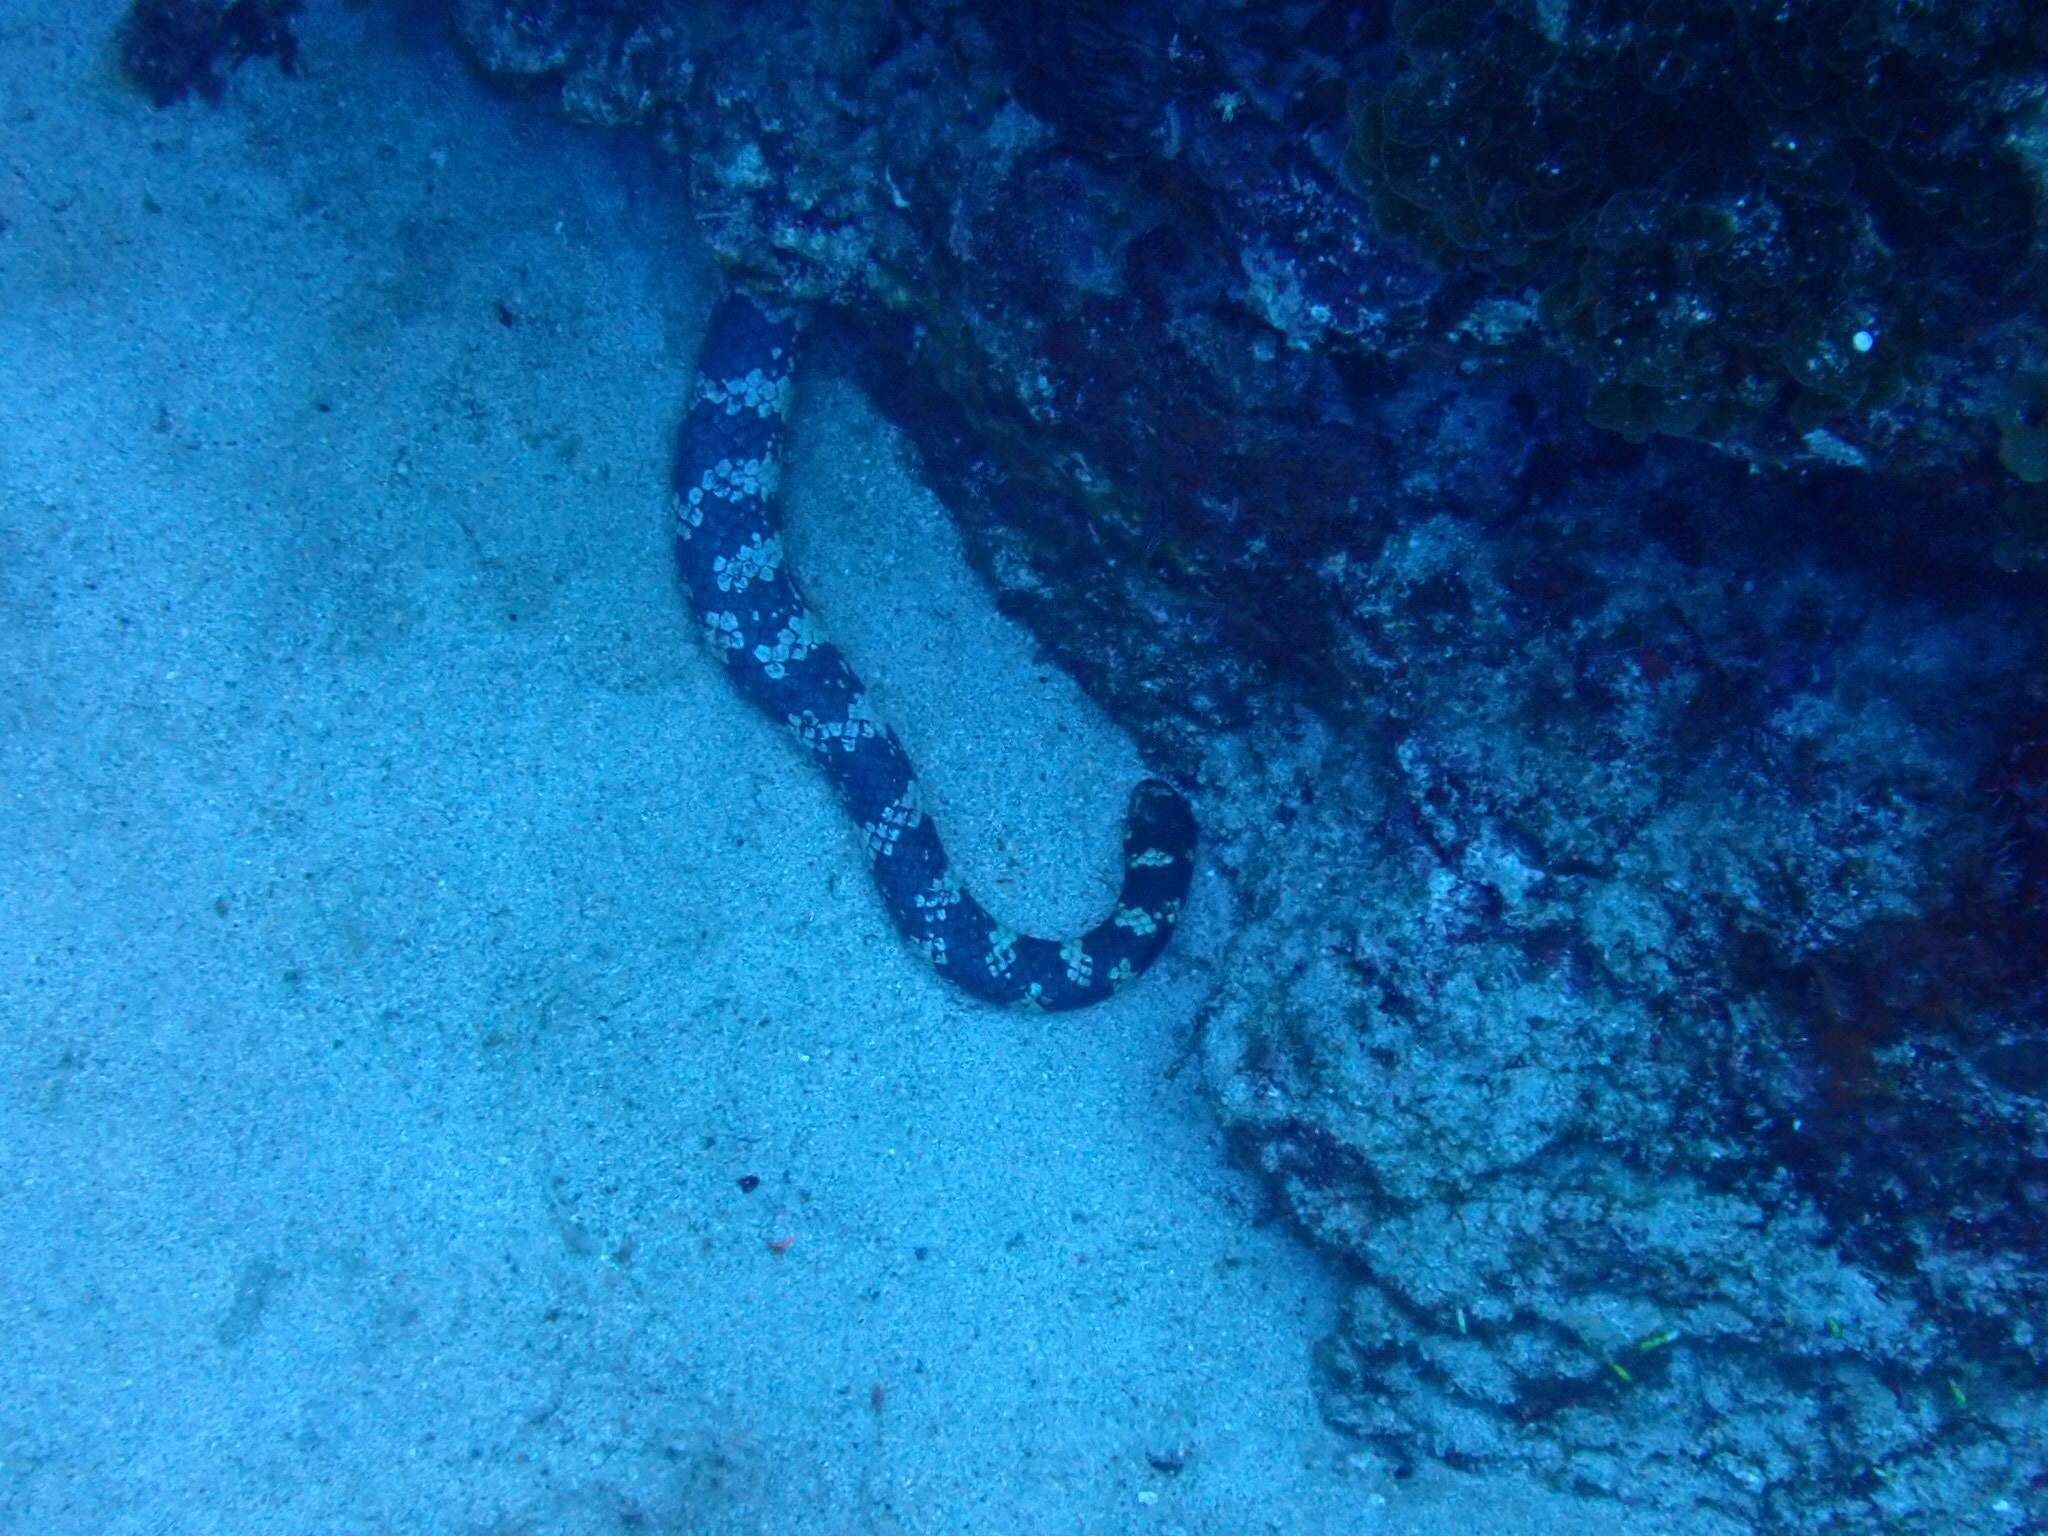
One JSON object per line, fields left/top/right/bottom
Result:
{"left": 672, "top": 293, "right": 1195, "bottom": 1010}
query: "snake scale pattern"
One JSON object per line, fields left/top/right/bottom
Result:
{"left": 671, "top": 293, "right": 1196, "bottom": 1010}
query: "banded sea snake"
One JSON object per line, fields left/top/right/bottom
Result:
{"left": 671, "top": 293, "right": 1196, "bottom": 1010}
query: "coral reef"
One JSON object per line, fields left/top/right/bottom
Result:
{"left": 1198, "top": 441, "right": 2048, "bottom": 1532}
{"left": 1343, "top": 0, "right": 2046, "bottom": 456}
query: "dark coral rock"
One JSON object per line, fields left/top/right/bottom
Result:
{"left": 118, "top": 0, "right": 301, "bottom": 107}
{"left": 1200, "top": 457, "right": 2048, "bottom": 1533}
{"left": 449, "top": 0, "right": 701, "bottom": 124}
{"left": 1341, "top": 0, "right": 2048, "bottom": 472}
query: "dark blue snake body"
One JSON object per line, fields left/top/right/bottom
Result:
{"left": 672, "top": 294, "right": 1196, "bottom": 1010}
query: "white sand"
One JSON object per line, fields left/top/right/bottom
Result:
{"left": 0, "top": 5, "right": 1700, "bottom": 1532}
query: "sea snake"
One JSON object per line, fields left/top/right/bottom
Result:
{"left": 671, "top": 292, "right": 1196, "bottom": 1010}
